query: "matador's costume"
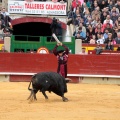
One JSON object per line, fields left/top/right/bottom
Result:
{"left": 53, "top": 44, "right": 69, "bottom": 78}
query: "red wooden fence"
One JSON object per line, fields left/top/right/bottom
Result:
{"left": 0, "top": 52, "right": 120, "bottom": 75}
{"left": 0, "top": 53, "right": 120, "bottom": 82}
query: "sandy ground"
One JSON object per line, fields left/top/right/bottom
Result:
{"left": 0, "top": 82, "right": 120, "bottom": 120}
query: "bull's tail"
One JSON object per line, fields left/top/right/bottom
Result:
{"left": 27, "top": 74, "right": 36, "bottom": 101}
{"left": 28, "top": 74, "right": 36, "bottom": 91}
{"left": 28, "top": 78, "right": 32, "bottom": 91}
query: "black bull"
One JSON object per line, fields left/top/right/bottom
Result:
{"left": 27, "top": 72, "right": 71, "bottom": 102}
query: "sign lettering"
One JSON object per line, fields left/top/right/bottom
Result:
{"left": 8, "top": 1, "right": 67, "bottom": 15}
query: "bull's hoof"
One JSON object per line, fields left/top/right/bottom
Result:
{"left": 45, "top": 96, "right": 48, "bottom": 99}
{"left": 49, "top": 91, "right": 51, "bottom": 93}
{"left": 63, "top": 97, "right": 68, "bottom": 102}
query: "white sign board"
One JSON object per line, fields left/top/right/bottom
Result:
{"left": 8, "top": 1, "right": 67, "bottom": 15}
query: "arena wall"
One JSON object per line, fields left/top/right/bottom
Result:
{"left": 0, "top": 53, "right": 120, "bottom": 84}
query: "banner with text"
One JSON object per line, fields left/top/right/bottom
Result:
{"left": 8, "top": 1, "right": 67, "bottom": 15}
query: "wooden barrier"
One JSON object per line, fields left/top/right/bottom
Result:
{"left": 0, "top": 53, "right": 120, "bottom": 82}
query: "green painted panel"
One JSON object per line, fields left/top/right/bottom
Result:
{"left": 11, "top": 35, "right": 75, "bottom": 54}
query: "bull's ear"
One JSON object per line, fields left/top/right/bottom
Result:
{"left": 65, "top": 78, "right": 72, "bottom": 83}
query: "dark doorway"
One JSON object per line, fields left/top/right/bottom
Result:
{"left": 13, "top": 22, "right": 52, "bottom": 36}
{"left": 12, "top": 22, "right": 52, "bottom": 41}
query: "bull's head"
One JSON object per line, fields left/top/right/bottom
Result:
{"left": 65, "top": 78, "right": 72, "bottom": 83}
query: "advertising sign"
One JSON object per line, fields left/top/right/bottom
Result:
{"left": 8, "top": 1, "right": 67, "bottom": 15}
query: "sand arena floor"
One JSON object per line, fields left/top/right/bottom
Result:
{"left": 0, "top": 82, "right": 120, "bottom": 120}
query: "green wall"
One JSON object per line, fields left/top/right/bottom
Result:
{"left": 10, "top": 35, "right": 75, "bottom": 54}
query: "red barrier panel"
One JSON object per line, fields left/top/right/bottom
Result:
{"left": 0, "top": 53, "right": 120, "bottom": 76}
{"left": 0, "top": 53, "right": 57, "bottom": 73}
{"left": 69, "top": 54, "right": 120, "bottom": 75}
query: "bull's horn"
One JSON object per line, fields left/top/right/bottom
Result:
{"left": 65, "top": 78, "right": 72, "bottom": 83}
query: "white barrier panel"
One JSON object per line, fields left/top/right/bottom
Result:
{"left": 0, "top": 72, "right": 120, "bottom": 78}
{"left": 4, "top": 37, "right": 11, "bottom": 52}
{"left": 75, "top": 39, "right": 82, "bottom": 54}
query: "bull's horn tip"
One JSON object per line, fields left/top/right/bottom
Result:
{"left": 65, "top": 78, "right": 72, "bottom": 81}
